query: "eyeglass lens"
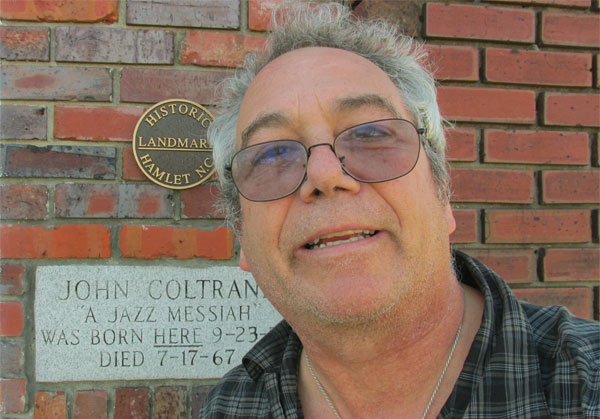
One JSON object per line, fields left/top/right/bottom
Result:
{"left": 230, "top": 119, "right": 421, "bottom": 202}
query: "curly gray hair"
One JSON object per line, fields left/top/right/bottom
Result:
{"left": 209, "top": 2, "right": 449, "bottom": 228}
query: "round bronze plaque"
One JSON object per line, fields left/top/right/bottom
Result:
{"left": 132, "top": 99, "right": 215, "bottom": 189}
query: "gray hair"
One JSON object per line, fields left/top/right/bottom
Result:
{"left": 209, "top": 2, "right": 449, "bottom": 228}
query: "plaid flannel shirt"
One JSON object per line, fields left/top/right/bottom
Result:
{"left": 200, "top": 251, "right": 600, "bottom": 418}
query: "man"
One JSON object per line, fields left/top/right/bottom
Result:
{"left": 201, "top": 3, "right": 599, "bottom": 418}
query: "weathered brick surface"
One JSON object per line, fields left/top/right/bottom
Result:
{"left": 513, "top": 287, "right": 592, "bottom": 319}
{"left": 484, "top": 130, "right": 589, "bottom": 165}
{"left": 0, "top": 105, "right": 47, "bottom": 140}
{"left": 191, "top": 385, "right": 214, "bottom": 418}
{"left": 544, "top": 248, "right": 600, "bottom": 282}
{"left": 119, "top": 225, "right": 233, "bottom": 260}
{"left": 485, "top": 210, "right": 591, "bottom": 244}
{"left": 0, "top": 301, "right": 24, "bottom": 337}
{"left": 127, "top": 0, "right": 239, "bottom": 29}
{"left": 0, "top": 26, "right": 49, "bottom": 61}
{"left": 74, "top": 391, "right": 107, "bottom": 419}
{"left": 0, "top": 263, "right": 25, "bottom": 296}
{"left": 484, "top": 0, "right": 590, "bottom": 7}
{"left": 54, "top": 105, "right": 144, "bottom": 142}
{"left": 352, "top": 0, "right": 421, "bottom": 37}
{"left": 34, "top": 391, "right": 67, "bottom": 418}
{"left": 426, "top": 3, "right": 535, "bottom": 42}
{"left": 542, "top": 170, "right": 600, "bottom": 204}
{"left": 154, "top": 386, "right": 186, "bottom": 419}
{"left": 181, "top": 32, "right": 266, "bottom": 68}
{"left": 122, "top": 147, "right": 148, "bottom": 181}
{"left": 55, "top": 183, "right": 174, "bottom": 218}
{"left": 450, "top": 209, "right": 478, "bottom": 244}
{"left": 542, "top": 11, "right": 600, "bottom": 47}
{"left": 464, "top": 248, "right": 537, "bottom": 283}
{"left": 0, "top": 379, "right": 26, "bottom": 414}
{"left": 248, "top": 0, "right": 283, "bottom": 31}
{"left": 0, "top": 224, "right": 111, "bottom": 259}
{"left": 56, "top": 27, "right": 173, "bottom": 64}
{"left": 1, "top": 65, "right": 111, "bottom": 101}
{"left": 426, "top": 45, "right": 479, "bottom": 81}
{"left": 446, "top": 127, "right": 477, "bottom": 162}
{"left": 120, "top": 68, "right": 227, "bottom": 104}
{"left": 486, "top": 48, "right": 592, "bottom": 87}
{"left": 544, "top": 93, "right": 600, "bottom": 127}
{"left": 181, "top": 184, "right": 225, "bottom": 219}
{"left": 450, "top": 168, "right": 534, "bottom": 204}
{"left": 0, "top": 0, "right": 117, "bottom": 23}
{"left": 114, "top": 387, "right": 149, "bottom": 419}
{"left": 0, "top": 184, "right": 48, "bottom": 219}
{"left": 439, "top": 86, "right": 536, "bottom": 123}
{"left": 0, "top": 341, "right": 22, "bottom": 376}
{"left": 0, "top": 145, "right": 116, "bottom": 179}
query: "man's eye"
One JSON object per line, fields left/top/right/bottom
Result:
{"left": 351, "top": 124, "right": 392, "bottom": 139}
{"left": 255, "top": 145, "right": 293, "bottom": 164}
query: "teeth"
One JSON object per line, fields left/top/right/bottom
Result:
{"left": 306, "top": 230, "right": 377, "bottom": 250}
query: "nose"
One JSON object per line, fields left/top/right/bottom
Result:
{"left": 298, "top": 142, "right": 360, "bottom": 201}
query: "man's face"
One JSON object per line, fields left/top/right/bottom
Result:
{"left": 236, "top": 47, "right": 456, "bottom": 325}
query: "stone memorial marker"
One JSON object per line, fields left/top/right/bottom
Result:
{"left": 35, "top": 266, "right": 281, "bottom": 382}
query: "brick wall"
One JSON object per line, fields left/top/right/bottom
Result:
{"left": 0, "top": 0, "right": 598, "bottom": 417}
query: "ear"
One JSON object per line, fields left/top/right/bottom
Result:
{"left": 445, "top": 204, "right": 456, "bottom": 235}
{"left": 239, "top": 249, "right": 250, "bottom": 272}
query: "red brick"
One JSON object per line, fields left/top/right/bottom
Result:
{"left": 484, "top": 129, "right": 589, "bottom": 165}
{"left": 542, "top": 11, "right": 600, "bottom": 47}
{"left": 181, "top": 32, "right": 266, "bottom": 68}
{"left": 154, "top": 386, "right": 186, "bottom": 419}
{"left": 0, "top": 342, "right": 22, "bottom": 375}
{"left": 248, "top": 0, "right": 282, "bottom": 31}
{"left": 122, "top": 147, "right": 148, "bottom": 181}
{"left": 0, "top": 0, "right": 117, "bottom": 22}
{"left": 56, "top": 27, "right": 173, "bottom": 64}
{"left": 119, "top": 225, "right": 233, "bottom": 260}
{"left": 543, "top": 170, "right": 600, "bottom": 203}
{"left": 1, "top": 145, "right": 116, "bottom": 180}
{"left": 1, "top": 65, "right": 111, "bottom": 101}
{"left": 446, "top": 127, "right": 477, "bottom": 162}
{"left": 426, "top": 3, "right": 535, "bottom": 42}
{"left": 55, "top": 183, "right": 174, "bottom": 218}
{"left": 450, "top": 209, "right": 478, "bottom": 244}
{"left": 451, "top": 168, "right": 534, "bottom": 204}
{"left": 513, "top": 287, "right": 592, "bottom": 319}
{"left": 74, "top": 391, "right": 107, "bottom": 419}
{"left": 485, "top": 210, "right": 591, "bottom": 244}
{"left": 54, "top": 105, "right": 144, "bottom": 142}
{"left": 544, "top": 248, "right": 599, "bottom": 282}
{"left": 0, "top": 26, "right": 49, "bottom": 61}
{"left": 0, "top": 184, "right": 48, "bottom": 219}
{"left": 486, "top": 48, "right": 592, "bottom": 87}
{"left": 544, "top": 93, "right": 600, "bottom": 127}
{"left": 120, "top": 68, "right": 227, "bottom": 104}
{"left": 191, "top": 385, "right": 214, "bottom": 418}
{"left": 351, "top": 0, "right": 421, "bottom": 37}
{"left": 484, "top": 0, "right": 590, "bottom": 7}
{"left": 0, "top": 302, "right": 23, "bottom": 337}
{"left": 464, "top": 248, "right": 537, "bottom": 283}
{"left": 34, "top": 391, "right": 66, "bottom": 419}
{"left": 0, "top": 105, "right": 47, "bottom": 140}
{"left": 114, "top": 387, "right": 149, "bottom": 419}
{"left": 438, "top": 86, "right": 536, "bottom": 124}
{"left": 181, "top": 184, "right": 225, "bottom": 219}
{"left": 0, "top": 224, "right": 111, "bottom": 259}
{"left": 127, "top": 0, "right": 239, "bottom": 29}
{"left": 0, "top": 379, "right": 26, "bottom": 414}
{"left": 0, "top": 263, "right": 25, "bottom": 296}
{"left": 426, "top": 45, "right": 479, "bottom": 82}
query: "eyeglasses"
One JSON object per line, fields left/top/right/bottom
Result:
{"left": 226, "top": 118, "right": 424, "bottom": 202}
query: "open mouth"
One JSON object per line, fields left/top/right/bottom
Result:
{"left": 304, "top": 230, "right": 378, "bottom": 250}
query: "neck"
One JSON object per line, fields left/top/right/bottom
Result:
{"left": 295, "top": 281, "right": 484, "bottom": 419}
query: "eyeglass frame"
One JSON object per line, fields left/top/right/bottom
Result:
{"left": 225, "top": 118, "right": 426, "bottom": 202}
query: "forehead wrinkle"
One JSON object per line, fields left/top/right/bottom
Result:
{"left": 240, "top": 112, "right": 290, "bottom": 148}
{"left": 334, "top": 94, "right": 401, "bottom": 119}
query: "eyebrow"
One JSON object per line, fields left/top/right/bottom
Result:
{"left": 241, "top": 112, "right": 290, "bottom": 148}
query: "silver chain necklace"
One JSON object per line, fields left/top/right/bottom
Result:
{"left": 305, "top": 322, "right": 463, "bottom": 419}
